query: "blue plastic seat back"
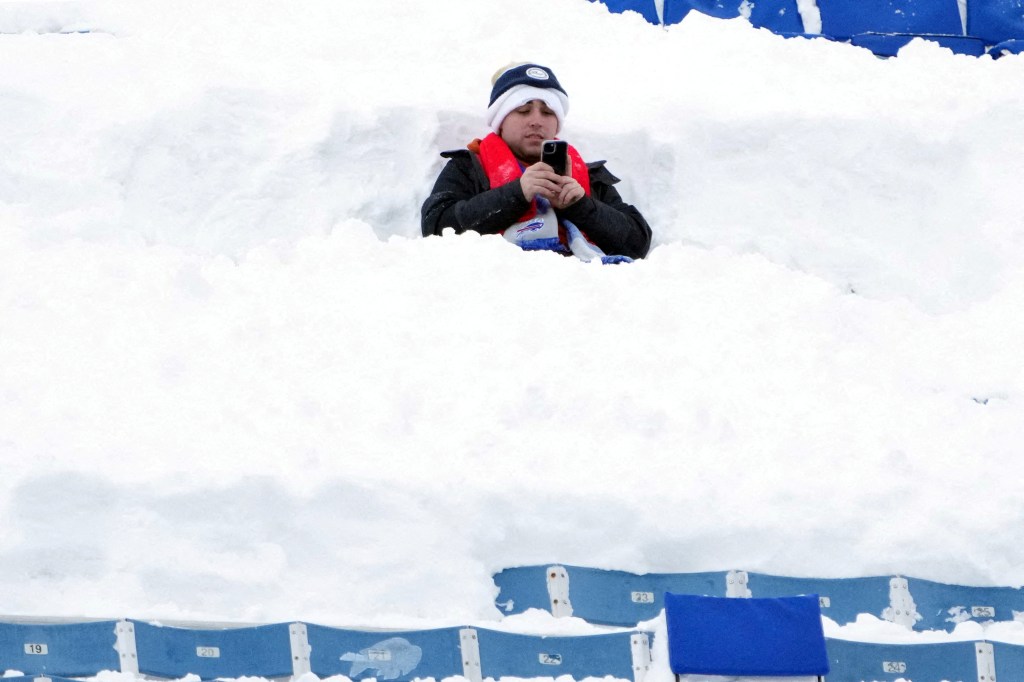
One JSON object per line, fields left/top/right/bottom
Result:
{"left": 665, "top": 0, "right": 805, "bottom": 32}
{"left": 817, "top": 0, "right": 963, "bottom": 39}
{"left": 825, "top": 639, "right": 979, "bottom": 680}
{"left": 493, "top": 565, "right": 555, "bottom": 615}
{"left": 564, "top": 566, "right": 728, "bottom": 624}
{"left": 662, "top": 0, "right": 692, "bottom": 24}
{"left": 664, "top": 593, "right": 829, "bottom": 677}
{"left": 748, "top": 0, "right": 805, "bottom": 33}
{"left": 0, "top": 621, "right": 121, "bottom": 676}
{"left": 665, "top": 0, "right": 741, "bottom": 20}
{"left": 852, "top": 33, "right": 986, "bottom": 55}
{"left": 493, "top": 565, "right": 729, "bottom": 625}
{"left": 746, "top": 574, "right": 891, "bottom": 627}
{"left": 131, "top": 621, "right": 293, "bottom": 680}
{"left": 592, "top": 0, "right": 662, "bottom": 24}
{"left": 989, "top": 36, "right": 1024, "bottom": 54}
{"left": 306, "top": 624, "right": 463, "bottom": 681}
{"left": 476, "top": 629, "right": 636, "bottom": 680}
{"left": 993, "top": 642, "right": 1024, "bottom": 679}
{"left": 967, "top": 0, "right": 1024, "bottom": 44}
{"left": 905, "top": 577, "right": 1024, "bottom": 630}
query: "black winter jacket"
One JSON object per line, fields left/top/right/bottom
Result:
{"left": 421, "top": 150, "right": 652, "bottom": 260}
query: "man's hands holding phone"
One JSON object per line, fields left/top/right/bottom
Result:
{"left": 519, "top": 163, "right": 585, "bottom": 209}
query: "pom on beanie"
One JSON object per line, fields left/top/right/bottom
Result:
{"left": 486, "top": 63, "right": 569, "bottom": 134}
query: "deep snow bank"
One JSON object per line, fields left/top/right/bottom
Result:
{"left": 1, "top": 0, "right": 1023, "bottom": 639}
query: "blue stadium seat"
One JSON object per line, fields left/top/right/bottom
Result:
{"left": 305, "top": 624, "right": 463, "bottom": 681}
{"left": 664, "top": 592, "right": 829, "bottom": 678}
{"left": 746, "top": 574, "right": 892, "bottom": 626}
{"left": 666, "top": 0, "right": 808, "bottom": 35}
{"left": 748, "top": 0, "right": 805, "bottom": 33}
{"left": 665, "top": 0, "right": 741, "bottom": 21}
{"left": 475, "top": 629, "right": 638, "bottom": 681}
{"left": 131, "top": 621, "right": 293, "bottom": 680}
{"left": 988, "top": 37, "right": 1024, "bottom": 54}
{"left": 662, "top": 0, "right": 692, "bottom": 25}
{"left": 493, "top": 565, "right": 555, "bottom": 615}
{"left": 0, "top": 621, "right": 121, "bottom": 676}
{"left": 967, "top": 0, "right": 1024, "bottom": 44}
{"left": 492, "top": 565, "right": 731, "bottom": 625}
{"left": 825, "top": 639, "right": 979, "bottom": 681}
{"left": 817, "top": 0, "right": 964, "bottom": 40}
{"left": 993, "top": 641, "right": 1024, "bottom": 679}
{"left": 591, "top": 0, "right": 662, "bottom": 24}
{"left": 494, "top": 566, "right": 1024, "bottom": 630}
{"left": 904, "top": 577, "right": 1024, "bottom": 630}
{"left": 851, "top": 32, "right": 986, "bottom": 56}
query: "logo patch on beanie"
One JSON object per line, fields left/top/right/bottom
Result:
{"left": 525, "top": 67, "right": 549, "bottom": 80}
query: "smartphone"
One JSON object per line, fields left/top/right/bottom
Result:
{"left": 541, "top": 139, "right": 568, "bottom": 176}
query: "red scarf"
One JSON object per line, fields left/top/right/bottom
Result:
{"left": 471, "top": 133, "right": 591, "bottom": 223}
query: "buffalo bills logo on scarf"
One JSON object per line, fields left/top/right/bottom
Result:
{"left": 473, "top": 133, "right": 632, "bottom": 264}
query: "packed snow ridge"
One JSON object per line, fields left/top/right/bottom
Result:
{"left": 2, "top": 0, "right": 1023, "bottom": 667}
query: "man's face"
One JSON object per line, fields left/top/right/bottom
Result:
{"left": 499, "top": 99, "right": 559, "bottom": 163}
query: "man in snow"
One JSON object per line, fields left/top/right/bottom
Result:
{"left": 421, "top": 63, "right": 651, "bottom": 263}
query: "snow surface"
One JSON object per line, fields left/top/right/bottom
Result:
{"left": 3, "top": 0, "right": 1024, "bottom": 674}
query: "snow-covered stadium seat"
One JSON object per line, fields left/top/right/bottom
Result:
{"left": 661, "top": 0, "right": 690, "bottom": 24}
{"left": 131, "top": 621, "right": 294, "bottom": 680}
{"left": 850, "top": 32, "right": 986, "bottom": 56}
{"left": 590, "top": 0, "right": 662, "bottom": 24}
{"left": 3, "top": 616, "right": 1024, "bottom": 681}
{"left": 826, "top": 639, "right": 984, "bottom": 681}
{"left": 987, "top": 37, "right": 1024, "bottom": 54}
{"left": 303, "top": 625, "right": 645, "bottom": 682}
{"left": 815, "top": 0, "right": 977, "bottom": 57}
{"left": 748, "top": 573, "right": 1024, "bottom": 630}
{"left": 0, "top": 620, "right": 121, "bottom": 676}
{"left": 664, "top": 592, "right": 830, "bottom": 680}
{"left": 493, "top": 564, "right": 733, "bottom": 624}
{"left": 816, "top": 0, "right": 964, "bottom": 39}
{"left": 664, "top": 0, "right": 740, "bottom": 21}
{"left": 305, "top": 624, "right": 465, "bottom": 682}
{"left": 747, "top": 0, "right": 806, "bottom": 34}
{"left": 476, "top": 629, "right": 642, "bottom": 681}
{"left": 663, "top": 0, "right": 814, "bottom": 40}
{"left": 745, "top": 573, "right": 894, "bottom": 626}
{"left": 901, "top": 576, "right": 1024, "bottom": 630}
{"left": 967, "top": 0, "right": 1024, "bottom": 45}
{"left": 492, "top": 565, "right": 1024, "bottom": 632}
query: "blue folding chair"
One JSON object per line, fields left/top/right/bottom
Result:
{"left": 664, "top": 592, "right": 830, "bottom": 680}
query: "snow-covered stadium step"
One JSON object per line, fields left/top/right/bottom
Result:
{"left": 493, "top": 564, "right": 1024, "bottom": 630}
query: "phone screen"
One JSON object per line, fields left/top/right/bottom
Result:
{"left": 541, "top": 140, "right": 568, "bottom": 176}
